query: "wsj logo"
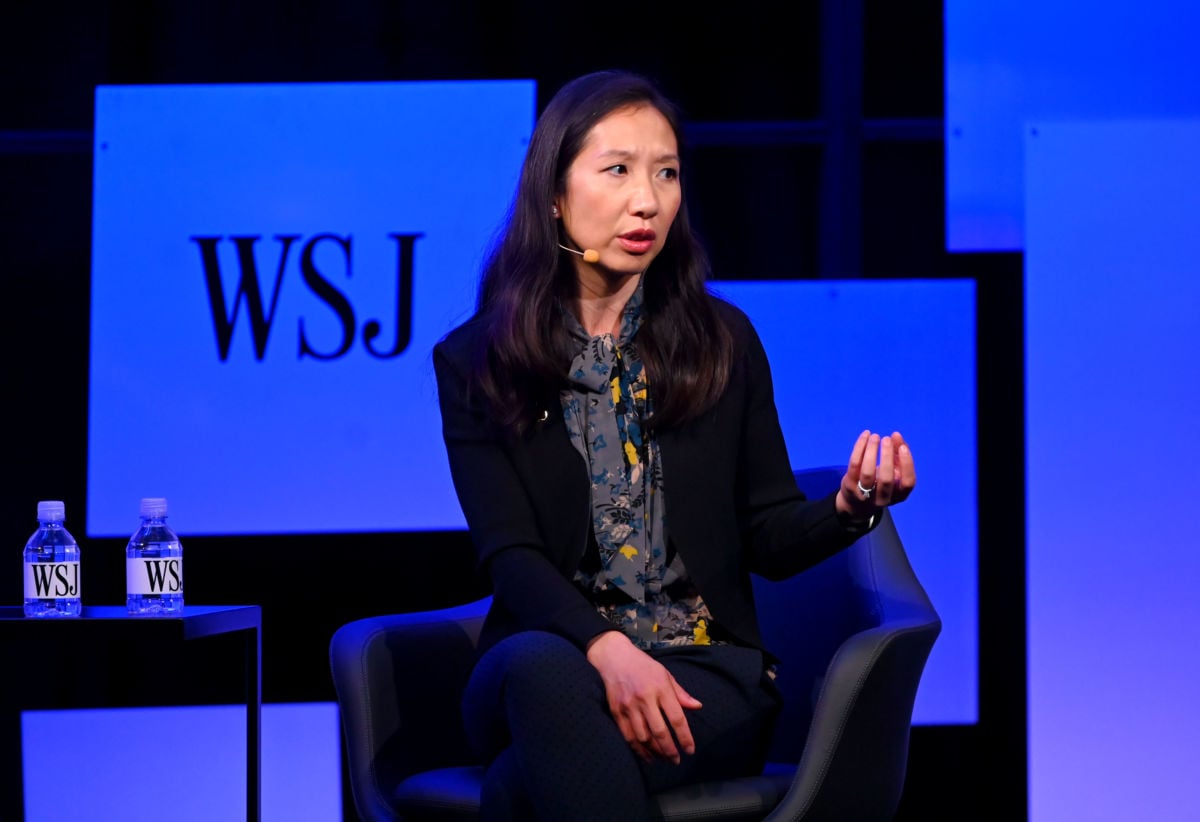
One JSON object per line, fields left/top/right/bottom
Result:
{"left": 29, "top": 563, "right": 80, "bottom": 598}
{"left": 139, "top": 559, "right": 182, "bottom": 593}
{"left": 191, "top": 232, "right": 423, "bottom": 361}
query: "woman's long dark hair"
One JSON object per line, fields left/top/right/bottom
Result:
{"left": 472, "top": 70, "right": 734, "bottom": 434}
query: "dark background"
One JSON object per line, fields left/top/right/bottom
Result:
{"left": 1, "top": 2, "right": 1024, "bottom": 819}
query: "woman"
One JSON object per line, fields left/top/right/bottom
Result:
{"left": 433, "top": 69, "right": 916, "bottom": 821}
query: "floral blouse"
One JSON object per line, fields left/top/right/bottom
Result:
{"left": 560, "top": 283, "right": 724, "bottom": 650}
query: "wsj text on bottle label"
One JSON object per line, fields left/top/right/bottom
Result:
{"left": 126, "top": 557, "right": 183, "bottom": 595}
{"left": 24, "top": 562, "right": 81, "bottom": 599}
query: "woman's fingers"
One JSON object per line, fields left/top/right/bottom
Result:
{"left": 889, "top": 431, "right": 916, "bottom": 502}
{"left": 847, "top": 429, "right": 870, "bottom": 481}
{"left": 845, "top": 431, "right": 879, "bottom": 506}
{"left": 666, "top": 678, "right": 700, "bottom": 757}
{"left": 615, "top": 712, "right": 653, "bottom": 762}
{"left": 645, "top": 708, "right": 682, "bottom": 763}
{"left": 617, "top": 694, "right": 685, "bottom": 764}
{"left": 875, "top": 435, "right": 896, "bottom": 505}
{"left": 864, "top": 432, "right": 883, "bottom": 489}
{"left": 842, "top": 429, "right": 917, "bottom": 513}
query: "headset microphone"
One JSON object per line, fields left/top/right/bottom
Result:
{"left": 558, "top": 243, "right": 600, "bottom": 263}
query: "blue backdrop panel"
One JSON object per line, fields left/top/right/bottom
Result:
{"left": 713, "top": 280, "right": 977, "bottom": 726}
{"left": 24, "top": 702, "right": 340, "bottom": 821}
{"left": 946, "top": 1, "right": 1200, "bottom": 251}
{"left": 88, "top": 80, "right": 534, "bottom": 536}
{"left": 1026, "top": 120, "right": 1200, "bottom": 821}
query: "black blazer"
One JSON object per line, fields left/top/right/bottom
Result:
{"left": 433, "top": 296, "right": 866, "bottom": 661}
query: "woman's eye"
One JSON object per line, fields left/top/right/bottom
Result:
{"left": 606, "top": 164, "right": 628, "bottom": 176}
{"left": 658, "top": 167, "right": 679, "bottom": 180}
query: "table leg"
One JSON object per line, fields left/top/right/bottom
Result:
{"left": 246, "top": 624, "right": 262, "bottom": 821}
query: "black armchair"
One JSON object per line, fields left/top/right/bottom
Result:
{"left": 329, "top": 466, "right": 941, "bottom": 821}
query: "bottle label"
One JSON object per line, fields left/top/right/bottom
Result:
{"left": 126, "top": 557, "right": 184, "bottom": 595}
{"left": 24, "top": 562, "right": 81, "bottom": 599}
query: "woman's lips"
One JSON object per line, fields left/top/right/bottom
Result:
{"left": 617, "top": 229, "right": 656, "bottom": 254}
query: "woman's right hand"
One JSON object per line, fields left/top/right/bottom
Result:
{"left": 586, "top": 630, "right": 703, "bottom": 764}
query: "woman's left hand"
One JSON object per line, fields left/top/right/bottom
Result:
{"left": 835, "top": 429, "right": 916, "bottom": 521}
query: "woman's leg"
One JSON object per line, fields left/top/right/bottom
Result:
{"left": 463, "top": 635, "right": 781, "bottom": 819}
{"left": 462, "top": 630, "right": 654, "bottom": 822}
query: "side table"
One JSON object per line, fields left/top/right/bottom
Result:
{"left": 0, "top": 604, "right": 262, "bottom": 821}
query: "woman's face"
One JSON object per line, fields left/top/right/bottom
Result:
{"left": 554, "top": 104, "right": 681, "bottom": 279}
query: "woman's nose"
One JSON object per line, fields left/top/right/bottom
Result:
{"left": 629, "top": 181, "right": 659, "bottom": 218}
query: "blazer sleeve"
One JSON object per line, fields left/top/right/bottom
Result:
{"left": 729, "top": 308, "right": 871, "bottom": 579}
{"left": 432, "top": 337, "right": 615, "bottom": 650}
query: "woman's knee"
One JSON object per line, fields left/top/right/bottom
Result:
{"left": 486, "top": 631, "right": 596, "bottom": 702}
{"left": 464, "top": 630, "right": 601, "bottom": 757}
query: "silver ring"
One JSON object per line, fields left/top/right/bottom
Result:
{"left": 857, "top": 480, "right": 875, "bottom": 500}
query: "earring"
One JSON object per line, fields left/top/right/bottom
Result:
{"left": 551, "top": 205, "right": 560, "bottom": 217}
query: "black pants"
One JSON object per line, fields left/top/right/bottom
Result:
{"left": 462, "top": 630, "right": 782, "bottom": 822}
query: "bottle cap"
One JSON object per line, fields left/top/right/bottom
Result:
{"left": 36, "top": 500, "right": 65, "bottom": 522}
{"left": 139, "top": 497, "right": 168, "bottom": 518}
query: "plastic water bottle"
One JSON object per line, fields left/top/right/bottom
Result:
{"left": 23, "top": 500, "right": 82, "bottom": 617}
{"left": 126, "top": 497, "right": 184, "bottom": 615}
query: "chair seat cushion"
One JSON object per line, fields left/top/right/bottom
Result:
{"left": 395, "top": 766, "right": 484, "bottom": 821}
{"left": 394, "top": 765, "right": 796, "bottom": 822}
{"left": 653, "top": 770, "right": 794, "bottom": 821}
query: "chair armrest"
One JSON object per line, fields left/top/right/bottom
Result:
{"left": 766, "top": 615, "right": 941, "bottom": 822}
{"left": 329, "top": 597, "right": 491, "bottom": 822}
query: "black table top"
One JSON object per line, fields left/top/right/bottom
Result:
{"left": 0, "top": 604, "right": 261, "bottom": 640}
